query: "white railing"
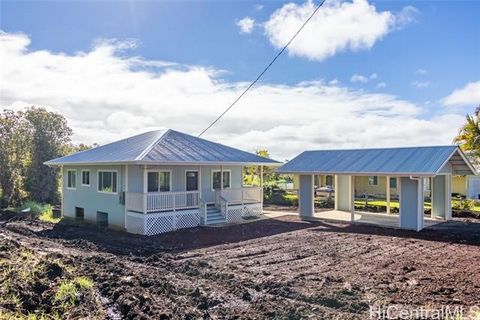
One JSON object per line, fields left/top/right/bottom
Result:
{"left": 126, "top": 191, "right": 200, "bottom": 213}
{"left": 219, "top": 195, "right": 228, "bottom": 219}
{"left": 199, "top": 197, "right": 207, "bottom": 225}
{"left": 219, "top": 187, "right": 262, "bottom": 204}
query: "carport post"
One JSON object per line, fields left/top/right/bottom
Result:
{"left": 298, "top": 174, "right": 314, "bottom": 219}
{"left": 350, "top": 175, "right": 355, "bottom": 223}
{"left": 386, "top": 176, "right": 391, "bottom": 214}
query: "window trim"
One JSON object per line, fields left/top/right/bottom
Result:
{"left": 147, "top": 169, "right": 172, "bottom": 193}
{"left": 97, "top": 170, "right": 118, "bottom": 194}
{"left": 185, "top": 169, "right": 200, "bottom": 191}
{"left": 368, "top": 176, "right": 378, "bottom": 186}
{"left": 211, "top": 169, "right": 232, "bottom": 191}
{"left": 66, "top": 169, "right": 77, "bottom": 190}
{"left": 81, "top": 169, "right": 91, "bottom": 187}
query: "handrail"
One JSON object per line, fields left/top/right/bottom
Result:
{"left": 199, "top": 197, "right": 207, "bottom": 225}
{"left": 219, "top": 195, "right": 228, "bottom": 220}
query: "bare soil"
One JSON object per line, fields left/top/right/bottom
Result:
{"left": 1, "top": 209, "right": 480, "bottom": 319}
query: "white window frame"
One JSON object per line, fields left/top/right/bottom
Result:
{"left": 147, "top": 170, "right": 172, "bottom": 193}
{"left": 211, "top": 169, "right": 231, "bottom": 191}
{"left": 81, "top": 169, "right": 91, "bottom": 187}
{"left": 66, "top": 169, "right": 77, "bottom": 190}
{"left": 368, "top": 176, "right": 378, "bottom": 186}
{"left": 185, "top": 170, "right": 200, "bottom": 191}
{"left": 97, "top": 170, "right": 118, "bottom": 194}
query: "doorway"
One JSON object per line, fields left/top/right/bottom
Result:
{"left": 186, "top": 171, "right": 199, "bottom": 191}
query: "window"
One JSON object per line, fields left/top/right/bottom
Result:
{"left": 368, "top": 176, "right": 378, "bottom": 186}
{"left": 98, "top": 170, "right": 117, "bottom": 193}
{"left": 67, "top": 170, "right": 76, "bottom": 189}
{"left": 212, "top": 170, "right": 230, "bottom": 189}
{"left": 97, "top": 211, "right": 108, "bottom": 228}
{"left": 147, "top": 171, "right": 171, "bottom": 192}
{"left": 389, "top": 177, "right": 397, "bottom": 189}
{"left": 81, "top": 170, "right": 90, "bottom": 186}
{"left": 75, "top": 207, "right": 84, "bottom": 220}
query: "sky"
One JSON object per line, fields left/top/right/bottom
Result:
{"left": 0, "top": 0, "right": 479, "bottom": 161}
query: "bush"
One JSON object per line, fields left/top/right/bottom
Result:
{"left": 18, "top": 200, "right": 59, "bottom": 223}
{"left": 452, "top": 199, "right": 475, "bottom": 211}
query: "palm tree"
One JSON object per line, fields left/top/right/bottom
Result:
{"left": 454, "top": 105, "right": 480, "bottom": 158}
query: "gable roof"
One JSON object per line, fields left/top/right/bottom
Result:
{"left": 45, "top": 129, "right": 280, "bottom": 166}
{"left": 277, "top": 146, "right": 476, "bottom": 176}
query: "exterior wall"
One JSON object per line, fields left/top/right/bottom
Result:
{"left": 399, "top": 177, "right": 424, "bottom": 231}
{"left": 62, "top": 165, "right": 126, "bottom": 229}
{"left": 335, "top": 175, "right": 351, "bottom": 211}
{"left": 293, "top": 174, "right": 335, "bottom": 189}
{"left": 355, "top": 176, "right": 398, "bottom": 196}
{"left": 432, "top": 175, "right": 446, "bottom": 219}
{"left": 298, "top": 175, "right": 314, "bottom": 218}
{"left": 452, "top": 176, "right": 467, "bottom": 196}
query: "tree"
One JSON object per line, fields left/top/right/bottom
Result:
{"left": 24, "top": 107, "right": 72, "bottom": 204}
{"left": 454, "top": 106, "right": 480, "bottom": 159}
{"left": 243, "top": 150, "right": 278, "bottom": 186}
{"left": 0, "top": 110, "right": 32, "bottom": 206}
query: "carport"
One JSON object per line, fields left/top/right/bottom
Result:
{"left": 277, "top": 146, "right": 476, "bottom": 231}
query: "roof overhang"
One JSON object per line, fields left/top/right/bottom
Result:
{"left": 437, "top": 147, "right": 477, "bottom": 176}
{"left": 45, "top": 160, "right": 283, "bottom": 167}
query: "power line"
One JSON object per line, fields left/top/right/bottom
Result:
{"left": 198, "top": 0, "right": 326, "bottom": 137}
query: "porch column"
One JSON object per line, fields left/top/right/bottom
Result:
{"left": 399, "top": 177, "right": 424, "bottom": 231}
{"left": 335, "top": 175, "right": 351, "bottom": 211}
{"left": 220, "top": 165, "right": 223, "bottom": 192}
{"left": 350, "top": 175, "right": 355, "bottom": 222}
{"left": 386, "top": 176, "right": 391, "bottom": 214}
{"left": 432, "top": 175, "right": 449, "bottom": 220}
{"left": 260, "top": 165, "right": 264, "bottom": 207}
{"left": 124, "top": 165, "right": 129, "bottom": 228}
{"left": 143, "top": 165, "right": 147, "bottom": 214}
{"left": 299, "top": 174, "right": 314, "bottom": 218}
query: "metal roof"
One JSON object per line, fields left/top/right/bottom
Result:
{"left": 277, "top": 146, "right": 476, "bottom": 176}
{"left": 45, "top": 129, "right": 280, "bottom": 166}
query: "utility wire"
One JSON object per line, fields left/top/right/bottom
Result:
{"left": 198, "top": 0, "right": 326, "bottom": 137}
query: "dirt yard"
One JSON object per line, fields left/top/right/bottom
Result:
{"left": 1, "top": 210, "right": 480, "bottom": 319}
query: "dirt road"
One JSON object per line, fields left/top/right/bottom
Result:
{"left": 1, "top": 211, "right": 480, "bottom": 319}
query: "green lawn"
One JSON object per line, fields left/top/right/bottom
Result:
{"left": 354, "top": 199, "right": 480, "bottom": 212}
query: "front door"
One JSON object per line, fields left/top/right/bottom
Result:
{"left": 186, "top": 171, "right": 199, "bottom": 191}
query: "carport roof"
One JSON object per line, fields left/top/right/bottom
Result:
{"left": 277, "top": 146, "right": 476, "bottom": 176}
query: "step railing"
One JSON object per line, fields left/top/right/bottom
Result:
{"left": 199, "top": 197, "right": 207, "bottom": 225}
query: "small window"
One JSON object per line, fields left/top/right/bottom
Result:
{"left": 67, "top": 170, "right": 76, "bottom": 189}
{"left": 212, "top": 171, "right": 231, "bottom": 190}
{"left": 81, "top": 170, "right": 90, "bottom": 186}
{"left": 148, "top": 171, "right": 171, "bottom": 192}
{"left": 368, "top": 176, "right": 378, "bottom": 186}
{"left": 389, "top": 177, "right": 397, "bottom": 189}
{"left": 96, "top": 211, "right": 108, "bottom": 228}
{"left": 75, "top": 207, "right": 84, "bottom": 220}
{"left": 98, "top": 171, "right": 118, "bottom": 193}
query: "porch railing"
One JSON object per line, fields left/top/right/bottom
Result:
{"left": 216, "top": 187, "right": 262, "bottom": 204}
{"left": 126, "top": 191, "right": 200, "bottom": 213}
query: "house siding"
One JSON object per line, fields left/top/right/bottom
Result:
{"left": 63, "top": 165, "right": 126, "bottom": 229}
{"left": 355, "top": 176, "right": 398, "bottom": 196}
{"left": 452, "top": 176, "right": 467, "bottom": 196}
{"left": 63, "top": 164, "right": 244, "bottom": 229}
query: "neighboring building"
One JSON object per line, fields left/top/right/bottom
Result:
{"left": 279, "top": 146, "right": 476, "bottom": 231}
{"left": 451, "top": 175, "right": 480, "bottom": 199}
{"left": 46, "top": 129, "right": 280, "bottom": 235}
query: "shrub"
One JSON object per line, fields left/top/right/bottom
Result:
{"left": 452, "top": 199, "right": 475, "bottom": 211}
{"left": 18, "top": 200, "right": 59, "bottom": 223}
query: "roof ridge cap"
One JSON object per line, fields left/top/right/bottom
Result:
{"left": 135, "top": 129, "right": 170, "bottom": 161}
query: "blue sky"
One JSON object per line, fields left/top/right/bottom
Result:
{"left": 1, "top": 0, "right": 479, "bottom": 159}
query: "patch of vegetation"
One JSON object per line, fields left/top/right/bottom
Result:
{"left": 17, "top": 200, "right": 60, "bottom": 223}
{"left": 0, "top": 238, "right": 102, "bottom": 318}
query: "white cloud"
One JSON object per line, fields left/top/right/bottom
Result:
{"left": 255, "top": 4, "right": 264, "bottom": 11}
{"left": 350, "top": 72, "right": 378, "bottom": 83}
{"left": 263, "top": 0, "right": 418, "bottom": 61}
{"left": 395, "top": 6, "right": 420, "bottom": 29}
{"left": 376, "top": 82, "right": 386, "bottom": 88}
{"left": 0, "top": 31, "right": 464, "bottom": 160}
{"left": 412, "top": 80, "right": 430, "bottom": 89}
{"left": 329, "top": 78, "right": 340, "bottom": 86}
{"left": 442, "top": 81, "right": 480, "bottom": 107}
{"left": 236, "top": 17, "right": 255, "bottom": 34}
{"left": 415, "top": 68, "right": 428, "bottom": 75}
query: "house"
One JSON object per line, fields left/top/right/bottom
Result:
{"left": 278, "top": 146, "right": 476, "bottom": 231}
{"left": 45, "top": 129, "right": 280, "bottom": 235}
{"left": 451, "top": 175, "right": 480, "bottom": 199}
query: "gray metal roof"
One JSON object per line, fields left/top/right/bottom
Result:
{"left": 45, "top": 129, "right": 280, "bottom": 166}
{"left": 277, "top": 146, "right": 476, "bottom": 176}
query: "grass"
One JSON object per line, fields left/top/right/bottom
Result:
{"left": 17, "top": 200, "right": 60, "bottom": 223}
{"left": 54, "top": 277, "right": 93, "bottom": 308}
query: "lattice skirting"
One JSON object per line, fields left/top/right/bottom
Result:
{"left": 126, "top": 209, "right": 201, "bottom": 236}
{"left": 226, "top": 203, "right": 263, "bottom": 223}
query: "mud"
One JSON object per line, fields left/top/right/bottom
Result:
{"left": 1, "top": 210, "right": 479, "bottom": 319}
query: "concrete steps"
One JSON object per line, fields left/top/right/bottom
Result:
{"left": 206, "top": 206, "right": 226, "bottom": 225}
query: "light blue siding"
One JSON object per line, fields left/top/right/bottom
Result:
{"left": 63, "top": 164, "right": 245, "bottom": 229}
{"left": 432, "top": 175, "right": 446, "bottom": 219}
{"left": 63, "top": 165, "right": 126, "bottom": 228}
{"left": 299, "top": 175, "right": 314, "bottom": 218}
{"left": 399, "top": 177, "right": 424, "bottom": 231}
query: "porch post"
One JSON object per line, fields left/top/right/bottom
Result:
{"left": 143, "top": 165, "right": 147, "bottom": 214}
{"left": 386, "top": 176, "right": 391, "bottom": 214}
{"left": 350, "top": 175, "right": 355, "bottom": 223}
{"left": 124, "top": 165, "right": 129, "bottom": 229}
{"left": 260, "top": 165, "right": 264, "bottom": 208}
{"left": 220, "top": 165, "right": 223, "bottom": 193}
